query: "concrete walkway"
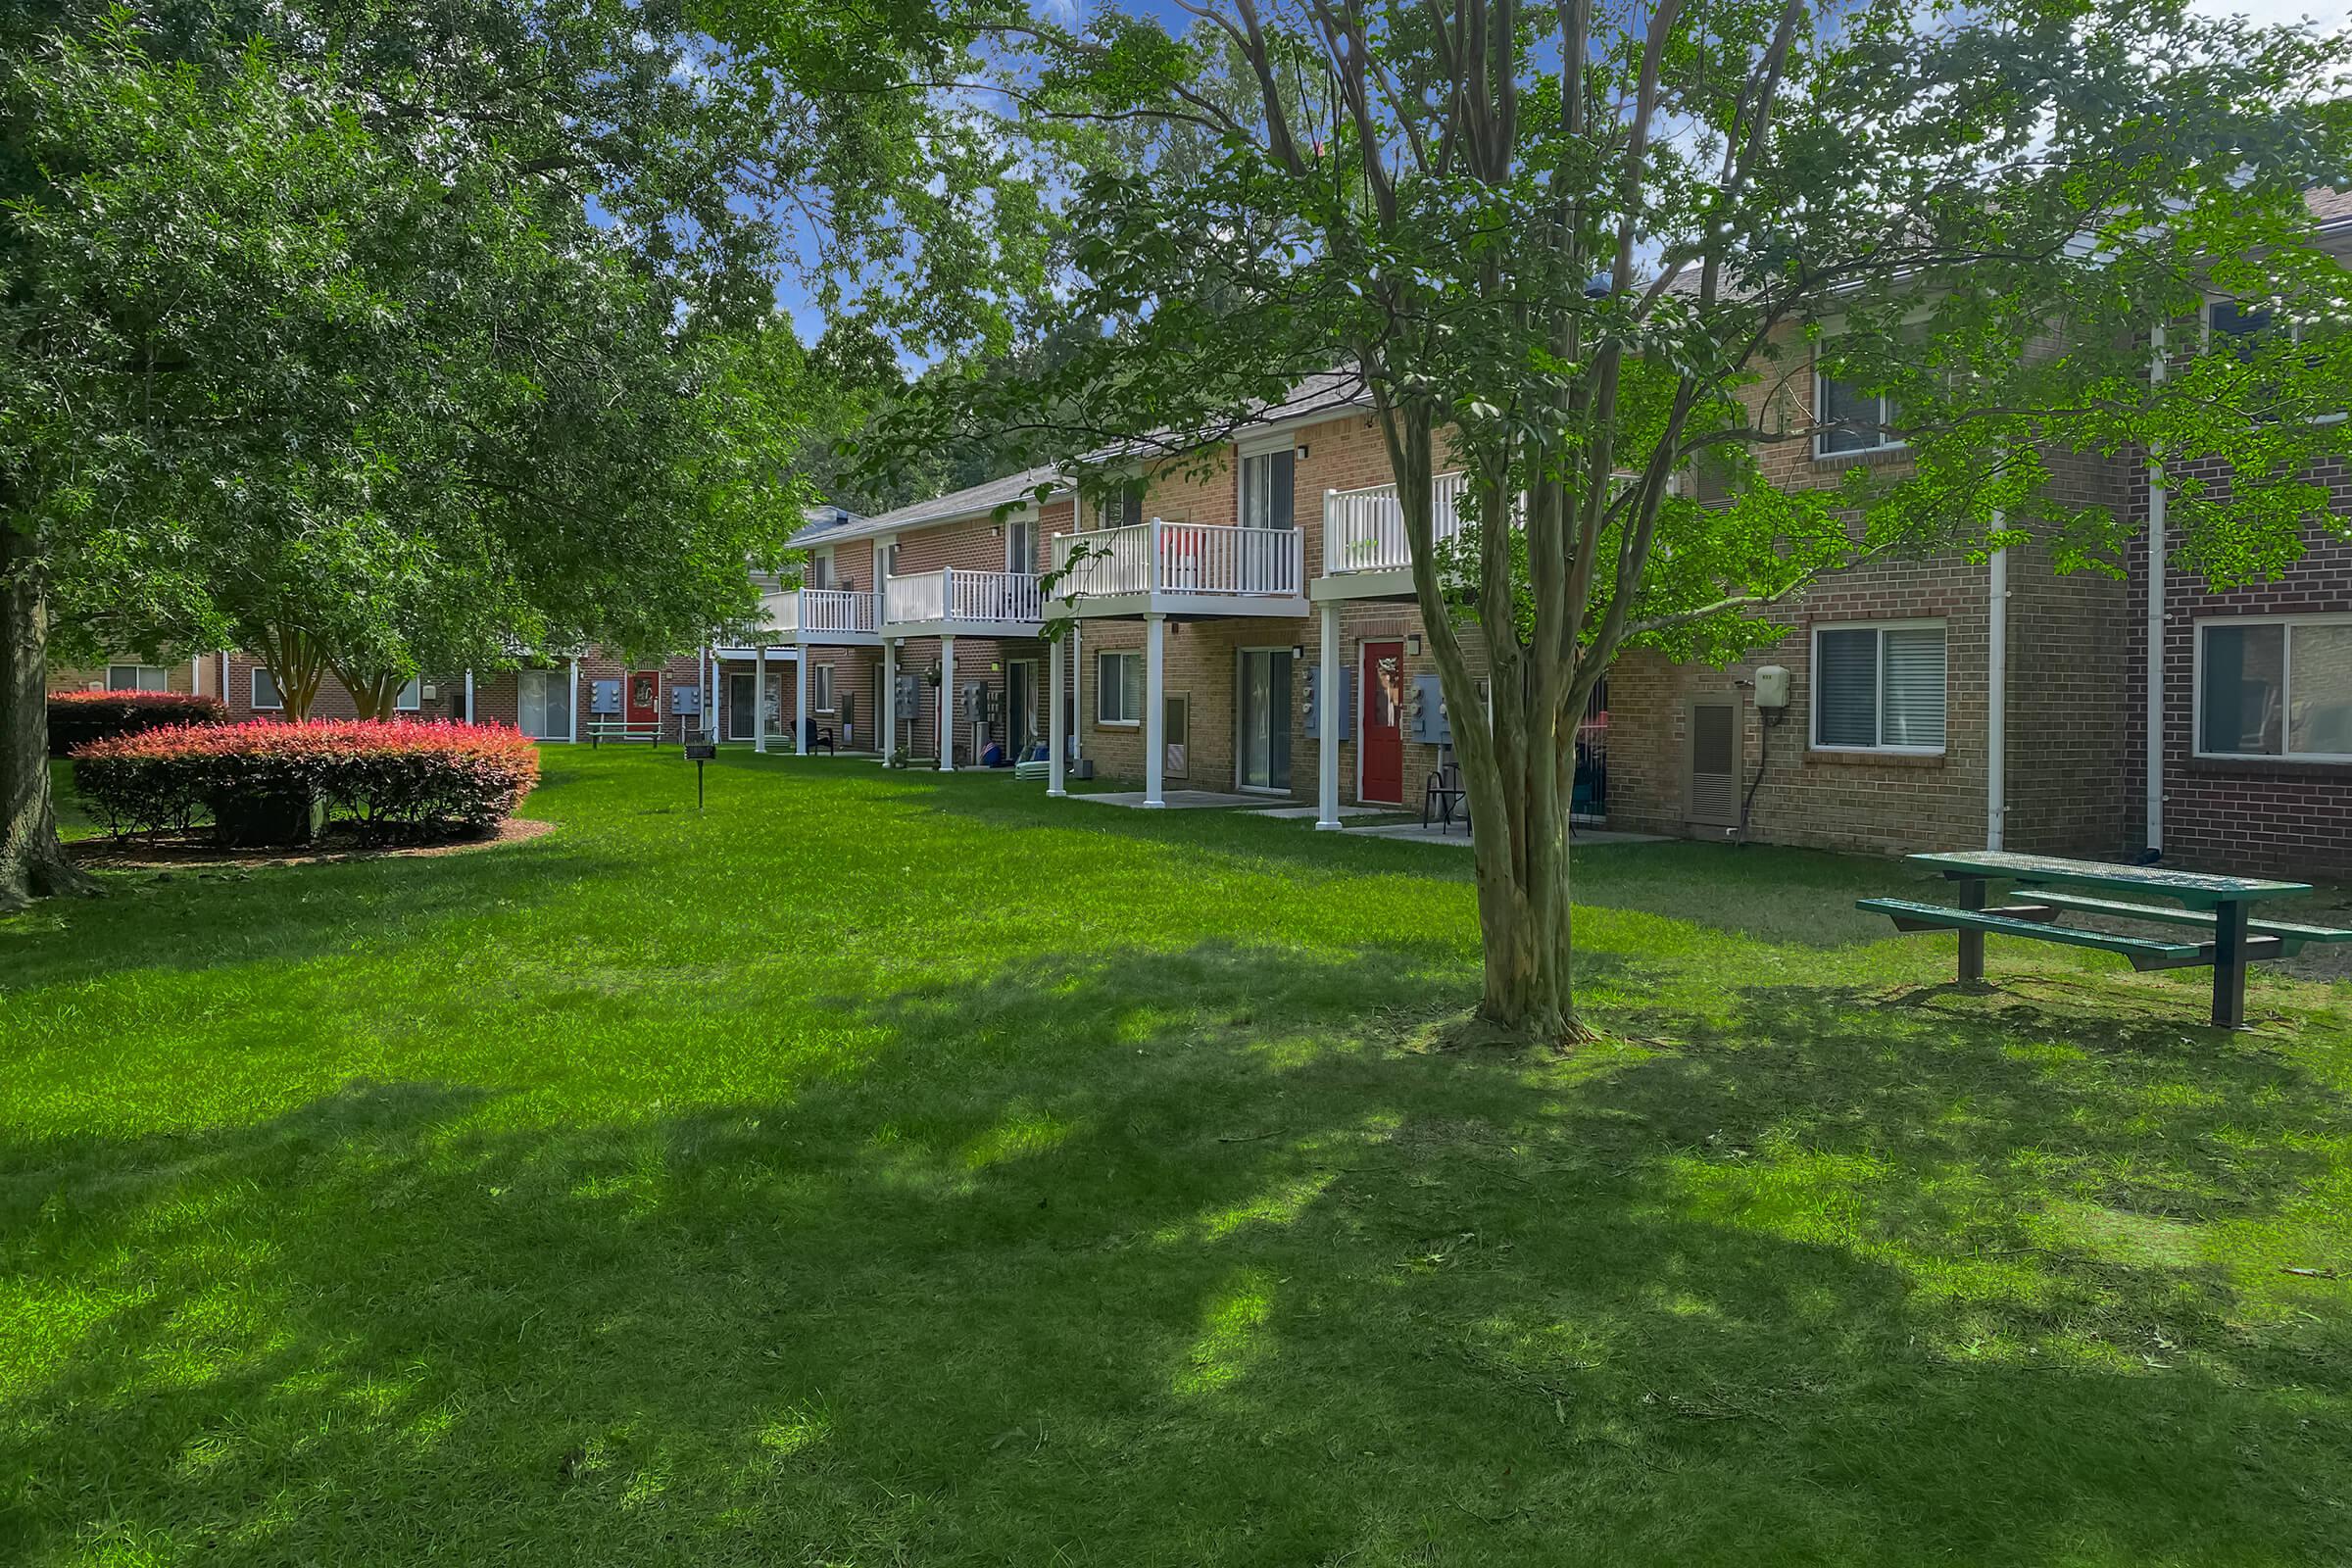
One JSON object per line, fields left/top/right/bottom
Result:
{"left": 1340, "top": 821, "right": 1671, "bottom": 848}
{"left": 1244, "top": 805, "right": 1387, "bottom": 820}
{"left": 1067, "top": 790, "right": 1261, "bottom": 809}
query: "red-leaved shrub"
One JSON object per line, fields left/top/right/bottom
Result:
{"left": 47, "top": 690, "right": 228, "bottom": 755}
{"left": 72, "top": 719, "right": 541, "bottom": 844}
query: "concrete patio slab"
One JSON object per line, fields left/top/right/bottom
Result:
{"left": 1067, "top": 790, "right": 1261, "bottom": 809}
{"left": 1245, "top": 805, "right": 1386, "bottom": 820}
{"left": 1341, "top": 821, "right": 1672, "bottom": 848}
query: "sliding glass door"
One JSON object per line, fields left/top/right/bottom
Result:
{"left": 1238, "top": 649, "right": 1293, "bottom": 791}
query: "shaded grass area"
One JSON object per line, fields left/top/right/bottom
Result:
{"left": 2, "top": 749, "right": 2348, "bottom": 1566}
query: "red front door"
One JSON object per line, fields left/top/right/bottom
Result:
{"left": 1361, "top": 641, "right": 1405, "bottom": 804}
{"left": 626, "top": 670, "right": 660, "bottom": 727}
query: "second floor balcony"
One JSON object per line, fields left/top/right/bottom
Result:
{"left": 1050, "top": 518, "right": 1308, "bottom": 619}
{"left": 761, "top": 585, "right": 882, "bottom": 642}
{"left": 1316, "top": 473, "right": 1469, "bottom": 600}
{"left": 882, "top": 567, "right": 1045, "bottom": 636}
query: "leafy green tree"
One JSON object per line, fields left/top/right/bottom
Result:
{"left": 882, "top": 0, "right": 2352, "bottom": 1041}
{"left": 0, "top": 0, "right": 1042, "bottom": 907}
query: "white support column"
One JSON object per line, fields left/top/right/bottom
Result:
{"left": 938, "top": 636, "right": 956, "bottom": 771}
{"left": 565, "top": 658, "right": 580, "bottom": 743}
{"left": 1047, "top": 631, "right": 1067, "bottom": 797}
{"left": 755, "top": 646, "right": 769, "bottom": 754}
{"left": 2145, "top": 321, "right": 2168, "bottom": 858}
{"left": 1986, "top": 524, "right": 2008, "bottom": 852}
{"left": 707, "top": 651, "right": 719, "bottom": 741}
{"left": 795, "top": 649, "right": 810, "bottom": 756}
{"left": 1316, "top": 599, "right": 1343, "bottom": 829}
{"left": 464, "top": 668, "right": 475, "bottom": 724}
{"left": 1143, "top": 612, "right": 1167, "bottom": 808}
{"left": 1070, "top": 623, "right": 1085, "bottom": 765}
{"left": 881, "top": 639, "right": 897, "bottom": 764}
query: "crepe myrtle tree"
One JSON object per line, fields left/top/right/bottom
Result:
{"left": 872, "top": 0, "right": 2352, "bottom": 1042}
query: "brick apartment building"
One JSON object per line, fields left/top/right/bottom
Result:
{"left": 51, "top": 296, "right": 2350, "bottom": 882}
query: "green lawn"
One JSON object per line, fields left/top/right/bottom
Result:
{"left": 5, "top": 750, "right": 2350, "bottom": 1566}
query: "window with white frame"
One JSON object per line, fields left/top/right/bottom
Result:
{"left": 1005, "top": 514, "right": 1035, "bottom": 573}
{"left": 1813, "top": 363, "right": 1904, "bottom": 458}
{"left": 878, "top": 541, "right": 900, "bottom": 579}
{"left": 1097, "top": 651, "right": 1144, "bottom": 724}
{"left": 1239, "top": 445, "right": 1297, "bottom": 529}
{"left": 808, "top": 549, "right": 834, "bottom": 590}
{"left": 106, "top": 663, "right": 169, "bottom": 692}
{"left": 812, "top": 662, "right": 835, "bottom": 712}
{"left": 1812, "top": 621, "right": 1946, "bottom": 752}
{"left": 2197, "top": 615, "right": 2352, "bottom": 760}
{"left": 251, "top": 668, "right": 285, "bottom": 710}
{"left": 1095, "top": 482, "right": 1144, "bottom": 531}
{"left": 394, "top": 676, "right": 422, "bottom": 711}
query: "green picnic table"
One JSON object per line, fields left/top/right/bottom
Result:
{"left": 1859, "top": 850, "right": 2349, "bottom": 1029}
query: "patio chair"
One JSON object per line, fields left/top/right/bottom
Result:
{"left": 1423, "top": 758, "right": 1469, "bottom": 834}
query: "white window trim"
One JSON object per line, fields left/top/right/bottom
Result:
{"left": 250, "top": 667, "right": 284, "bottom": 710}
{"left": 1236, "top": 441, "right": 1298, "bottom": 531}
{"left": 394, "top": 676, "right": 422, "bottom": 712}
{"left": 808, "top": 547, "right": 835, "bottom": 590}
{"left": 1812, "top": 363, "right": 1907, "bottom": 461}
{"left": 1004, "top": 511, "right": 1037, "bottom": 574}
{"left": 106, "top": 663, "right": 169, "bottom": 692}
{"left": 1096, "top": 650, "right": 1142, "bottom": 726}
{"left": 2191, "top": 612, "right": 2352, "bottom": 763}
{"left": 812, "top": 663, "right": 835, "bottom": 712}
{"left": 1809, "top": 617, "right": 1948, "bottom": 756}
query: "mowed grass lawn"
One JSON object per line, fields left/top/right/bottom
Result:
{"left": 5, "top": 750, "right": 2351, "bottom": 1567}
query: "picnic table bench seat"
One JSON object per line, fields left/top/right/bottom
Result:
{"left": 2022, "top": 891, "right": 2352, "bottom": 953}
{"left": 1854, "top": 898, "right": 2207, "bottom": 970}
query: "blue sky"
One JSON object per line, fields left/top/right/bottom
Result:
{"left": 770, "top": 0, "right": 2352, "bottom": 344}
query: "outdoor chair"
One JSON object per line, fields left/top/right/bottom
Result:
{"left": 1423, "top": 758, "right": 1469, "bottom": 834}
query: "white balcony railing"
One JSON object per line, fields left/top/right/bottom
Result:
{"left": 1051, "top": 519, "right": 1305, "bottom": 601}
{"left": 884, "top": 567, "right": 1044, "bottom": 627}
{"left": 764, "top": 586, "right": 880, "bottom": 635}
{"left": 1322, "top": 472, "right": 1471, "bottom": 575}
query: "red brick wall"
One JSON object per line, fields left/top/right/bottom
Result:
{"left": 2122, "top": 455, "right": 2352, "bottom": 878}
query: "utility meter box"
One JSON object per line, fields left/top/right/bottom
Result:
{"left": 1753, "top": 664, "right": 1791, "bottom": 710}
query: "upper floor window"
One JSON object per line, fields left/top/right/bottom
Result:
{"left": 1095, "top": 483, "right": 1144, "bottom": 531}
{"left": 1813, "top": 620, "right": 1946, "bottom": 753}
{"left": 808, "top": 549, "right": 834, "bottom": 590}
{"left": 878, "top": 541, "right": 900, "bottom": 580}
{"left": 2197, "top": 615, "right": 2352, "bottom": 761}
{"left": 1005, "top": 515, "right": 1035, "bottom": 573}
{"left": 1814, "top": 365, "right": 1904, "bottom": 458}
{"left": 106, "top": 663, "right": 169, "bottom": 692}
{"left": 1239, "top": 446, "right": 1297, "bottom": 529}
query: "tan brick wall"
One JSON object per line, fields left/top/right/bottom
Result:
{"left": 46, "top": 658, "right": 203, "bottom": 696}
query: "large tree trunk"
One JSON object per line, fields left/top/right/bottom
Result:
{"left": 1, "top": 524, "right": 99, "bottom": 911}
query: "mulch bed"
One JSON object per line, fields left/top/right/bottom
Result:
{"left": 68, "top": 816, "right": 554, "bottom": 871}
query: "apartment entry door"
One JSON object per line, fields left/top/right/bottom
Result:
{"left": 626, "top": 670, "right": 661, "bottom": 728}
{"left": 1238, "top": 648, "right": 1294, "bottom": 791}
{"left": 1360, "top": 640, "right": 1405, "bottom": 804}
{"left": 726, "top": 672, "right": 757, "bottom": 740}
{"left": 1005, "top": 660, "right": 1037, "bottom": 759}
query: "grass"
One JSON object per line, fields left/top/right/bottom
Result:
{"left": 4, "top": 748, "right": 2350, "bottom": 1566}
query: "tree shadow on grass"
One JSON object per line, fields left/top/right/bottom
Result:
{"left": 895, "top": 764, "right": 1911, "bottom": 951}
{"left": 0, "top": 833, "right": 621, "bottom": 992}
{"left": 4, "top": 950, "right": 2349, "bottom": 1566}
